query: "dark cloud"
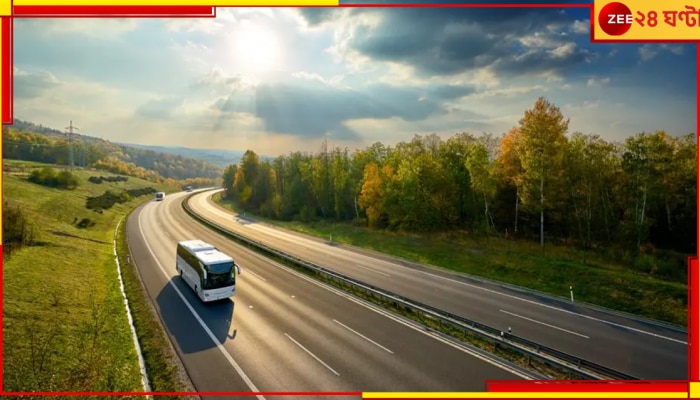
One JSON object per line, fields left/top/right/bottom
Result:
{"left": 14, "top": 68, "right": 61, "bottom": 99}
{"left": 214, "top": 81, "right": 462, "bottom": 140}
{"left": 135, "top": 97, "right": 183, "bottom": 119}
{"left": 297, "top": 7, "right": 595, "bottom": 79}
{"left": 296, "top": 8, "right": 345, "bottom": 27}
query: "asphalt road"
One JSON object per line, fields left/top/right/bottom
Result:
{"left": 127, "top": 191, "right": 528, "bottom": 398}
{"left": 186, "top": 189, "right": 689, "bottom": 380}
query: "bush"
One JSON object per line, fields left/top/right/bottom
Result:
{"left": 3, "top": 201, "right": 35, "bottom": 258}
{"left": 28, "top": 167, "right": 79, "bottom": 190}
{"left": 86, "top": 187, "right": 157, "bottom": 210}
{"left": 76, "top": 218, "right": 96, "bottom": 229}
{"left": 88, "top": 176, "right": 128, "bottom": 184}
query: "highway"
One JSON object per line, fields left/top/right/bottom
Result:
{"left": 126, "top": 191, "right": 530, "bottom": 397}
{"left": 186, "top": 189, "right": 689, "bottom": 381}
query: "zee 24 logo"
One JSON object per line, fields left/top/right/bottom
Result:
{"left": 598, "top": 1, "right": 700, "bottom": 36}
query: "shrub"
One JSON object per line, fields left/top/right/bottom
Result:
{"left": 85, "top": 187, "right": 157, "bottom": 210}
{"left": 28, "top": 167, "right": 79, "bottom": 190}
{"left": 88, "top": 176, "right": 128, "bottom": 184}
{"left": 76, "top": 218, "right": 96, "bottom": 229}
{"left": 3, "top": 201, "right": 35, "bottom": 258}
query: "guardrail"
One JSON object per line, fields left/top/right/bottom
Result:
{"left": 182, "top": 192, "right": 640, "bottom": 381}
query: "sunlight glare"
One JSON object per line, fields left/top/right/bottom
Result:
{"left": 232, "top": 23, "right": 282, "bottom": 76}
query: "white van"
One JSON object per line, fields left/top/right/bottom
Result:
{"left": 155, "top": 192, "right": 165, "bottom": 201}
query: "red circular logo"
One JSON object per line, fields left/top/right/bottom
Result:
{"left": 598, "top": 2, "right": 633, "bottom": 36}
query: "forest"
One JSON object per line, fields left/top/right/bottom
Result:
{"left": 222, "top": 98, "right": 697, "bottom": 271}
{"left": 3, "top": 127, "right": 222, "bottom": 184}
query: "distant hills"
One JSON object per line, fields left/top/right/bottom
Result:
{"left": 4, "top": 119, "right": 223, "bottom": 183}
{"left": 118, "top": 143, "right": 274, "bottom": 168}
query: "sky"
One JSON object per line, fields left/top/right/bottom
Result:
{"left": 13, "top": 5, "right": 697, "bottom": 158}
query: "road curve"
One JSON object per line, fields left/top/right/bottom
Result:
{"left": 187, "top": 189, "right": 689, "bottom": 380}
{"left": 126, "top": 191, "right": 528, "bottom": 398}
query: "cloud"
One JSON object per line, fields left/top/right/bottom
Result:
{"left": 638, "top": 44, "right": 686, "bottom": 62}
{"left": 571, "top": 19, "right": 589, "bottom": 34}
{"left": 211, "top": 79, "right": 462, "bottom": 140}
{"left": 135, "top": 97, "right": 185, "bottom": 119}
{"left": 14, "top": 67, "right": 62, "bottom": 99}
{"left": 638, "top": 45, "right": 658, "bottom": 61}
{"left": 14, "top": 18, "right": 138, "bottom": 39}
{"left": 12, "top": 7, "right": 696, "bottom": 156}
{"left": 587, "top": 76, "right": 610, "bottom": 87}
{"left": 427, "top": 84, "right": 476, "bottom": 100}
{"left": 296, "top": 8, "right": 596, "bottom": 80}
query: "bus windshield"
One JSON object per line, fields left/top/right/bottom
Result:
{"left": 207, "top": 262, "right": 234, "bottom": 274}
{"left": 203, "top": 262, "right": 235, "bottom": 289}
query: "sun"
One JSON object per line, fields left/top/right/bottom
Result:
{"left": 231, "top": 23, "right": 282, "bottom": 76}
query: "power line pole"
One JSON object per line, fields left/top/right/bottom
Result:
{"left": 65, "top": 120, "right": 80, "bottom": 170}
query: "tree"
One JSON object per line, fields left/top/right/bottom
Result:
{"left": 440, "top": 132, "right": 477, "bottom": 228}
{"left": 516, "top": 97, "right": 569, "bottom": 248}
{"left": 621, "top": 131, "right": 676, "bottom": 253}
{"left": 496, "top": 128, "right": 523, "bottom": 235}
{"left": 465, "top": 135, "right": 498, "bottom": 233}
{"left": 222, "top": 164, "right": 237, "bottom": 199}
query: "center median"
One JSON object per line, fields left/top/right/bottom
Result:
{"left": 182, "top": 191, "right": 639, "bottom": 382}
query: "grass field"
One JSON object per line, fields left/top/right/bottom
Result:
{"left": 213, "top": 193, "right": 688, "bottom": 327}
{"left": 2, "top": 160, "right": 183, "bottom": 393}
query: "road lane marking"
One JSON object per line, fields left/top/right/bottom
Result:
{"left": 239, "top": 247, "right": 534, "bottom": 379}
{"left": 409, "top": 269, "right": 687, "bottom": 345}
{"left": 284, "top": 333, "right": 340, "bottom": 376}
{"left": 354, "top": 264, "right": 391, "bottom": 277}
{"left": 195, "top": 191, "right": 686, "bottom": 345}
{"left": 333, "top": 319, "right": 394, "bottom": 354}
{"left": 137, "top": 209, "right": 265, "bottom": 398}
{"left": 246, "top": 269, "right": 267, "bottom": 282}
{"left": 499, "top": 310, "right": 590, "bottom": 339}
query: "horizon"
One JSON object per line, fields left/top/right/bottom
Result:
{"left": 13, "top": 7, "right": 696, "bottom": 157}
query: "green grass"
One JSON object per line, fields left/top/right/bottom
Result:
{"left": 2, "top": 160, "right": 180, "bottom": 393}
{"left": 213, "top": 193, "right": 688, "bottom": 327}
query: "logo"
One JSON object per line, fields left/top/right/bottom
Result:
{"left": 598, "top": 2, "right": 634, "bottom": 36}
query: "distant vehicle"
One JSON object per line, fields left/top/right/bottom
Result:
{"left": 176, "top": 240, "right": 241, "bottom": 302}
{"left": 155, "top": 192, "right": 165, "bottom": 201}
{"left": 185, "top": 186, "right": 193, "bottom": 192}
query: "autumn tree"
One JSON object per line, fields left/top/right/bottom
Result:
{"left": 496, "top": 128, "right": 523, "bottom": 235}
{"left": 516, "top": 97, "right": 569, "bottom": 248}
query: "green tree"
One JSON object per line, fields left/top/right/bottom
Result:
{"left": 465, "top": 135, "right": 498, "bottom": 232}
{"left": 516, "top": 97, "right": 569, "bottom": 248}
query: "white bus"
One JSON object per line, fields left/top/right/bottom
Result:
{"left": 155, "top": 192, "right": 165, "bottom": 201}
{"left": 176, "top": 240, "right": 241, "bottom": 302}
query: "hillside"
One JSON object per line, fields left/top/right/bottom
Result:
{"left": 120, "top": 143, "right": 274, "bottom": 167}
{"left": 4, "top": 119, "right": 222, "bottom": 182}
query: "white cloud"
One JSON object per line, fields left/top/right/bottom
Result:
{"left": 550, "top": 42, "right": 577, "bottom": 58}
{"left": 15, "top": 18, "right": 138, "bottom": 39}
{"left": 638, "top": 44, "right": 684, "bottom": 62}
{"left": 587, "top": 76, "right": 610, "bottom": 87}
{"left": 571, "top": 20, "right": 589, "bottom": 34}
{"left": 638, "top": 45, "right": 658, "bottom": 61}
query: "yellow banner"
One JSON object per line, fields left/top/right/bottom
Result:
{"left": 593, "top": 0, "right": 700, "bottom": 41}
